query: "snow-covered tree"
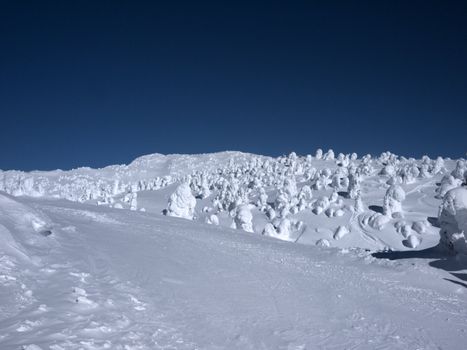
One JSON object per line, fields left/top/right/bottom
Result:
{"left": 380, "top": 164, "right": 396, "bottom": 177}
{"left": 347, "top": 173, "right": 360, "bottom": 199}
{"left": 283, "top": 178, "right": 298, "bottom": 197}
{"left": 166, "top": 183, "right": 197, "bottom": 220}
{"left": 331, "top": 173, "right": 341, "bottom": 189}
{"left": 353, "top": 191, "right": 364, "bottom": 213}
{"left": 266, "top": 206, "right": 276, "bottom": 220}
{"left": 438, "top": 187, "right": 467, "bottom": 254}
{"left": 323, "top": 149, "right": 335, "bottom": 161}
{"left": 312, "top": 196, "right": 330, "bottom": 215}
{"left": 277, "top": 218, "right": 292, "bottom": 237}
{"left": 315, "top": 148, "right": 323, "bottom": 160}
{"left": 419, "top": 163, "right": 432, "bottom": 178}
{"left": 197, "top": 175, "right": 211, "bottom": 199}
{"left": 399, "top": 164, "right": 419, "bottom": 184}
{"left": 329, "top": 190, "right": 339, "bottom": 203}
{"left": 256, "top": 187, "right": 268, "bottom": 211}
{"left": 234, "top": 204, "right": 254, "bottom": 233}
{"left": 451, "top": 160, "right": 466, "bottom": 181}
{"left": 432, "top": 157, "right": 445, "bottom": 175}
{"left": 436, "top": 175, "right": 462, "bottom": 199}
{"left": 298, "top": 185, "right": 312, "bottom": 201}
{"left": 262, "top": 222, "right": 276, "bottom": 236}
{"left": 129, "top": 192, "right": 138, "bottom": 211}
{"left": 275, "top": 190, "right": 290, "bottom": 217}
{"left": 383, "top": 184, "right": 406, "bottom": 217}
{"left": 297, "top": 185, "right": 312, "bottom": 211}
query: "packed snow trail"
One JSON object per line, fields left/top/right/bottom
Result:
{"left": 1, "top": 195, "right": 466, "bottom": 349}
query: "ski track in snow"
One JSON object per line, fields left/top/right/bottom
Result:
{"left": 1, "top": 198, "right": 466, "bottom": 349}
{"left": 353, "top": 212, "right": 389, "bottom": 249}
{"left": 0, "top": 205, "right": 195, "bottom": 349}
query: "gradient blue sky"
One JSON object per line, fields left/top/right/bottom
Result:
{"left": 1, "top": 0, "right": 466, "bottom": 170}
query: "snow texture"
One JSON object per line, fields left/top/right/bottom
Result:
{"left": 1, "top": 150, "right": 467, "bottom": 349}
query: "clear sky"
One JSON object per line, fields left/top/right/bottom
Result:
{"left": 1, "top": 0, "right": 466, "bottom": 170}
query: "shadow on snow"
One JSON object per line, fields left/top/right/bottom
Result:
{"left": 372, "top": 246, "right": 467, "bottom": 289}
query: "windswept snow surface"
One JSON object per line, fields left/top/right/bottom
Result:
{"left": 1, "top": 151, "right": 467, "bottom": 349}
{"left": 0, "top": 193, "right": 466, "bottom": 349}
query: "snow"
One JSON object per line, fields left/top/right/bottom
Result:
{"left": 166, "top": 182, "right": 197, "bottom": 220}
{"left": 1, "top": 150, "right": 467, "bottom": 349}
{"left": 383, "top": 184, "right": 406, "bottom": 217}
{"left": 438, "top": 187, "right": 467, "bottom": 254}
{"left": 333, "top": 225, "right": 350, "bottom": 240}
{"left": 403, "top": 234, "right": 422, "bottom": 248}
{"left": 233, "top": 204, "right": 254, "bottom": 233}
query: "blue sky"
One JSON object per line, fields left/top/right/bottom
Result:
{"left": 1, "top": 0, "right": 466, "bottom": 170}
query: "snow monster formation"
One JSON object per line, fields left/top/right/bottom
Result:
{"left": 166, "top": 182, "right": 197, "bottom": 220}
{"left": 438, "top": 186, "right": 467, "bottom": 254}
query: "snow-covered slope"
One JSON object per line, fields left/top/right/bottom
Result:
{"left": 1, "top": 150, "right": 464, "bottom": 251}
{"left": 1, "top": 150, "right": 467, "bottom": 349}
{"left": 0, "top": 193, "right": 466, "bottom": 349}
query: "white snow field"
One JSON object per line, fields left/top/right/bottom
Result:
{"left": 1, "top": 151, "right": 467, "bottom": 349}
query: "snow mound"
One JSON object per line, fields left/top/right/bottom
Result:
{"left": 0, "top": 192, "right": 54, "bottom": 262}
{"left": 438, "top": 186, "right": 467, "bottom": 254}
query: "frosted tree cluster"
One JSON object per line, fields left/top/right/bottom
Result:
{"left": 2, "top": 148, "right": 465, "bottom": 251}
